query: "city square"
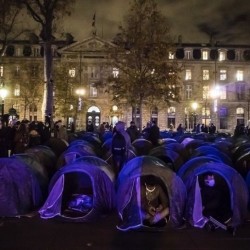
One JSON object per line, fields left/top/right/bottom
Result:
{"left": 1, "top": 1, "right": 250, "bottom": 250}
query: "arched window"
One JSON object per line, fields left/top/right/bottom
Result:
{"left": 151, "top": 106, "right": 158, "bottom": 124}
{"left": 236, "top": 107, "right": 245, "bottom": 126}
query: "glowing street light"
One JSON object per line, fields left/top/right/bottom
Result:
{"left": 191, "top": 101, "right": 198, "bottom": 129}
{"left": 0, "top": 86, "right": 8, "bottom": 118}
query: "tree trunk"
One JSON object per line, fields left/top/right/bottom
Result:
{"left": 138, "top": 99, "right": 143, "bottom": 132}
{"left": 42, "top": 41, "right": 54, "bottom": 122}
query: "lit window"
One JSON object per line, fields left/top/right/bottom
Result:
{"left": 168, "top": 107, "right": 176, "bottom": 114}
{"left": 236, "top": 107, "right": 244, "bottom": 114}
{"left": 112, "top": 68, "right": 119, "bottom": 78}
{"left": 16, "top": 47, "right": 21, "bottom": 56}
{"left": 14, "top": 84, "right": 20, "bottom": 96}
{"left": 0, "top": 66, "right": 3, "bottom": 77}
{"left": 220, "top": 86, "right": 227, "bottom": 100}
{"left": 202, "top": 69, "right": 209, "bottom": 80}
{"left": 236, "top": 70, "right": 244, "bottom": 81}
{"left": 202, "top": 107, "right": 210, "bottom": 116}
{"left": 219, "top": 51, "right": 226, "bottom": 61}
{"left": 169, "top": 52, "right": 174, "bottom": 59}
{"left": 185, "top": 50, "right": 191, "bottom": 60}
{"left": 185, "top": 85, "right": 192, "bottom": 99}
{"left": 69, "top": 68, "right": 76, "bottom": 77}
{"left": 202, "top": 51, "right": 208, "bottom": 60}
{"left": 15, "top": 65, "right": 20, "bottom": 77}
{"left": 185, "top": 69, "right": 192, "bottom": 80}
{"left": 219, "top": 69, "right": 227, "bottom": 81}
{"left": 90, "top": 83, "right": 97, "bottom": 97}
{"left": 203, "top": 86, "right": 210, "bottom": 99}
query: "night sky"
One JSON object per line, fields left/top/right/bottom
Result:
{"left": 24, "top": 0, "right": 250, "bottom": 44}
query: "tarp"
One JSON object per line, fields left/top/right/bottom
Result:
{"left": 179, "top": 162, "right": 248, "bottom": 228}
{"left": 39, "top": 156, "right": 116, "bottom": 222}
{"left": 116, "top": 156, "right": 187, "bottom": 231}
{"left": 0, "top": 158, "right": 43, "bottom": 216}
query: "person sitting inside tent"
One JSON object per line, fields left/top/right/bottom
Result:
{"left": 200, "top": 173, "right": 233, "bottom": 232}
{"left": 140, "top": 175, "right": 170, "bottom": 227}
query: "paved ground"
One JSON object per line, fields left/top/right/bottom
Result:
{"left": 1, "top": 213, "right": 250, "bottom": 250}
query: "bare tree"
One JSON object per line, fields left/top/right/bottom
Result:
{"left": 108, "top": 0, "right": 182, "bottom": 131}
{"left": 0, "top": 0, "right": 25, "bottom": 57}
{"left": 21, "top": 0, "right": 76, "bottom": 123}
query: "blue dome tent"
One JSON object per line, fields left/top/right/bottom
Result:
{"left": 179, "top": 162, "right": 248, "bottom": 229}
{"left": 0, "top": 158, "right": 44, "bottom": 216}
{"left": 116, "top": 156, "right": 187, "bottom": 231}
{"left": 39, "top": 156, "right": 116, "bottom": 222}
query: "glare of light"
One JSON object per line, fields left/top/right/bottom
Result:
{"left": 0, "top": 87, "right": 8, "bottom": 100}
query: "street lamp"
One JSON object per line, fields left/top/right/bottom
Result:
{"left": 211, "top": 85, "right": 221, "bottom": 132}
{"left": 75, "top": 87, "right": 86, "bottom": 130}
{"left": 0, "top": 85, "right": 8, "bottom": 119}
{"left": 191, "top": 102, "right": 198, "bottom": 130}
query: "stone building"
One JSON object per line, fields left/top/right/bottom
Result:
{"left": 1, "top": 34, "right": 250, "bottom": 134}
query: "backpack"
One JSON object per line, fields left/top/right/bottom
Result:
{"left": 112, "top": 132, "right": 126, "bottom": 156}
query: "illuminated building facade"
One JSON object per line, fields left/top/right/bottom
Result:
{"left": 1, "top": 34, "right": 250, "bottom": 133}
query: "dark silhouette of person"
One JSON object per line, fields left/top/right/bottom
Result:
{"left": 147, "top": 121, "right": 160, "bottom": 146}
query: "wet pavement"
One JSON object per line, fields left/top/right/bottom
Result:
{"left": 1, "top": 213, "right": 250, "bottom": 250}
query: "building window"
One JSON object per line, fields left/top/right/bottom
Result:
{"left": 236, "top": 107, "right": 244, "bottom": 125}
{"left": 220, "top": 85, "right": 227, "bottom": 100}
{"left": 202, "top": 86, "right": 210, "bottom": 99}
{"left": 0, "top": 65, "right": 3, "bottom": 77}
{"left": 89, "top": 83, "right": 97, "bottom": 97}
{"left": 16, "top": 47, "right": 22, "bottom": 56}
{"left": 14, "top": 66, "right": 20, "bottom": 77}
{"left": 236, "top": 70, "right": 244, "bottom": 81}
{"left": 219, "top": 69, "right": 227, "bottom": 81}
{"left": 219, "top": 51, "right": 226, "bottom": 61}
{"left": 14, "top": 84, "right": 20, "bottom": 96}
{"left": 236, "top": 107, "right": 244, "bottom": 115}
{"left": 185, "top": 50, "right": 192, "bottom": 60}
{"left": 89, "top": 66, "right": 99, "bottom": 79}
{"left": 112, "top": 68, "right": 119, "bottom": 78}
{"left": 236, "top": 84, "right": 245, "bottom": 100}
{"left": 202, "top": 69, "right": 210, "bottom": 80}
{"left": 202, "top": 50, "right": 208, "bottom": 60}
{"left": 69, "top": 68, "right": 76, "bottom": 77}
{"left": 167, "top": 106, "right": 176, "bottom": 128}
{"left": 185, "top": 85, "right": 192, "bottom": 99}
{"left": 31, "top": 65, "right": 39, "bottom": 77}
{"left": 169, "top": 52, "right": 174, "bottom": 59}
{"left": 185, "top": 69, "right": 192, "bottom": 80}
{"left": 33, "top": 47, "right": 40, "bottom": 57}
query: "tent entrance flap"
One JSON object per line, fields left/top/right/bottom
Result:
{"left": 61, "top": 172, "right": 93, "bottom": 217}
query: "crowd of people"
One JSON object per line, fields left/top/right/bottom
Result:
{"left": 0, "top": 118, "right": 69, "bottom": 158}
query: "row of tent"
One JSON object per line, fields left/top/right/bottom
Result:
{"left": 0, "top": 131, "right": 250, "bottom": 232}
